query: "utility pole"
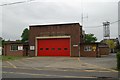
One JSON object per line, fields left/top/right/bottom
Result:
{"left": 81, "top": 13, "right": 88, "bottom": 27}
{"left": 81, "top": 0, "right": 88, "bottom": 26}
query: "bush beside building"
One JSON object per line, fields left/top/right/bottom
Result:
{"left": 116, "top": 52, "right": 120, "bottom": 70}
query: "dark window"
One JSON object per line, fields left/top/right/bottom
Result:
{"left": 46, "top": 48, "right": 49, "bottom": 50}
{"left": 40, "top": 48, "right": 43, "bottom": 50}
{"left": 84, "top": 46, "right": 92, "bottom": 51}
{"left": 64, "top": 48, "right": 68, "bottom": 50}
{"left": 51, "top": 48, "right": 55, "bottom": 50}
{"left": 58, "top": 48, "right": 61, "bottom": 50}
{"left": 11, "top": 45, "right": 18, "bottom": 51}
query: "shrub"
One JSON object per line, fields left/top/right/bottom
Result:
{"left": 116, "top": 52, "right": 120, "bottom": 70}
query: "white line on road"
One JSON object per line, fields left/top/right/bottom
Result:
{"left": 2, "top": 71, "right": 97, "bottom": 78}
{"left": 83, "top": 62, "right": 118, "bottom": 72}
{"left": 2, "top": 66, "right": 117, "bottom": 73}
{"left": 6, "top": 61, "right": 17, "bottom": 68}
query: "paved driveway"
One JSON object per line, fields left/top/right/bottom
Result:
{"left": 2, "top": 54, "right": 119, "bottom": 79}
{"left": 2, "top": 54, "right": 118, "bottom": 72}
{"left": 80, "top": 53, "right": 117, "bottom": 69}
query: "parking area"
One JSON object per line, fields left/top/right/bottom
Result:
{"left": 80, "top": 53, "right": 117, "bottom": 69}
{"left": 2, "top": 53, "right": 118, "bottom": 72}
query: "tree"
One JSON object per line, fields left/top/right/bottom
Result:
{"left": 84, "top": 34, "right": 97, "bottom": 43}
{"left": 0, "top": 37, "right": 2, "bottom": 47}
{"left": 106, "top": 40, "right": 116, "bottom": 53}
{"left": 16, "top": 39, "right": 21, "bottom": 42}
{"left": 21, "top": 28, "right": 29, "bottom": 42}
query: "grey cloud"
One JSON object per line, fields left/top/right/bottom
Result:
{"left": 1, "top": 1, "right": 118, "bottom": 41}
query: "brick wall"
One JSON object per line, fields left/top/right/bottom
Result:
{"left": 99, "top": 47, "right": 109, "bottom": 55}
{"left": 29, "top": 23, "right": 82, "bottom": 57}
{"left": 80, "top": 44, "right": 97, "bottom": 57}
{"left": 3, "top": 44, "right": 24, "bottom": 56}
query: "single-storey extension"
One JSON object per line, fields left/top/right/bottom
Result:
{"left": 80, "top": 43, "right": 109, "bottom": 57}
{"left": 2, "top": 41, "right": 29, "bottom": 56}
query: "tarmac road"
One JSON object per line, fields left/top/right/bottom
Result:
{"left": 2, "top": 66, "right": 119, "bottom": 79}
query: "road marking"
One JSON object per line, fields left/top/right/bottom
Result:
{"left": 2, "top": 66, "right": 117, "bottom": 73}
{"left": 2, "top": 66, "right": 39, "bottom": 70}
{"left": 2, "top": 59, "right": 118, "bottom": 73}
{"left": 81, "top": 62, "right": 118, "bottom": 72}
{"left": 2, "top": 71, "right": 65, "bottom": 77}
{"left": 2, "top": 71, "right": 59, "bottom": 77}
{"left": 98, "top": 71, "right": 111, "bottom": 72}
{"left": 64, "top": 76, "right": 97, "bottom": 78}
{"left": 2, "top": 71, "right": 97, "bottom": 78}
{"left": 78, "top": 59, "right": 118, "bottom": 72}
{"left": 45, "top": 66, "right": 51, "bottom": 67}
{"left": 84, "top": 70, "right": 97, "bottom": 72}
{"left": 78, "top": 58, "right": 80, "bottom": 61}
{"left": 20, "top": 58, "right": 36, "bottom": 63}
{"left": 2, "top": 66, "right": 13, "bottom": 68}
{"left": 6, "top": 61, "right": 17, "bottom": 68}
{"left": 14, "top": 60, "right": 27, "bottom": 65}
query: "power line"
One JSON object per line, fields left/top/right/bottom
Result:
{"left": 0, "top": 0, "right": 35, "bottom": 6}
{"left": 110, "top": 20, "right": 120, "bottom": 24}
{"left": 84, "top": 20, "right": 120, "bottom": 28}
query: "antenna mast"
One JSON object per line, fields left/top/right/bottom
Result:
{"left": 103, "top": 21, "right": 110, "bottom": 40}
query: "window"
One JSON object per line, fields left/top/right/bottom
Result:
{"left": 58, "top": 48, "right": 61, "bottom": 50}
{"left": 30, "top": 46, "right": 35, "bottom": 50}
{"left": 46, "top": 48, "right": 49, "bottom": 50}
{"left": 64, "top": 48, "right": 68, "bottom": 50}
{"left": 51, "top": 48, "right": 55, "bottom": 50}
{"left": 11, "top": 45, "right": 18, "bottom": 51}
{"left": 84, "top": 46, "right": 92, "bottom": 51}
{"left": 40, "top": 48, "right": 43, "bottom": 50}
{"left": 18, "top": 46, "right": 23, "bottom": 50}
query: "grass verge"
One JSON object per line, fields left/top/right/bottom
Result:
{"left": 0, "top": 56, "right": 27, "bottom": 61}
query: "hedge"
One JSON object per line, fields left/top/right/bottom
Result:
{"left": 116, "top": 52, "right": 120, "bottom": 70}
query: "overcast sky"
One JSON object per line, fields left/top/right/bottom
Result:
{"left": 0, "top": 0, "right": 119, "bottom": 41}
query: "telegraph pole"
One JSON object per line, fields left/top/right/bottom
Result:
{"left": 81, "top": 0, "right": 88, "bottom": 26}
{"left": 81, "top": 13, "right": 88, "bottom": 27}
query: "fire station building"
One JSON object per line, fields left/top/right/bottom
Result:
{"left": 2, "top": 23, "right": 109, "bottom": 57}
{"left": 29, "top": 23, "right": 83, "bottom": 57}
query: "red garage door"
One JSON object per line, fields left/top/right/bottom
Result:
{"left": 37, "top": 38, "right": 70, "bottom": 56}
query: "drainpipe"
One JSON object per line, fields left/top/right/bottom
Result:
{"left": 97, "top": 44, "right": 101, "bottom": 58}
{"left": 79, "top": 42, "right": 81, "bottom": 58}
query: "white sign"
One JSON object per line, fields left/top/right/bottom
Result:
{"left": 73, "top": 45, "right": 78, "bottom": 47}
{"left": 30, "top": 46, "right": 35, "bottom": 50}
{"left": 18, "top": 46, "right": 23, "bottom": 50}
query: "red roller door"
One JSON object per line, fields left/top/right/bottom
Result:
{"left": 37, "top": 38, "right": 70, "bottom": 56}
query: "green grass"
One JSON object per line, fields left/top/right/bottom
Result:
{"left": 0, "top": 56, "right": 26, "bottom": 61}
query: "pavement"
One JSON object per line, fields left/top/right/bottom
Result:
{"left": 2, "top": 53, "right": 119, "bottom": 79}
